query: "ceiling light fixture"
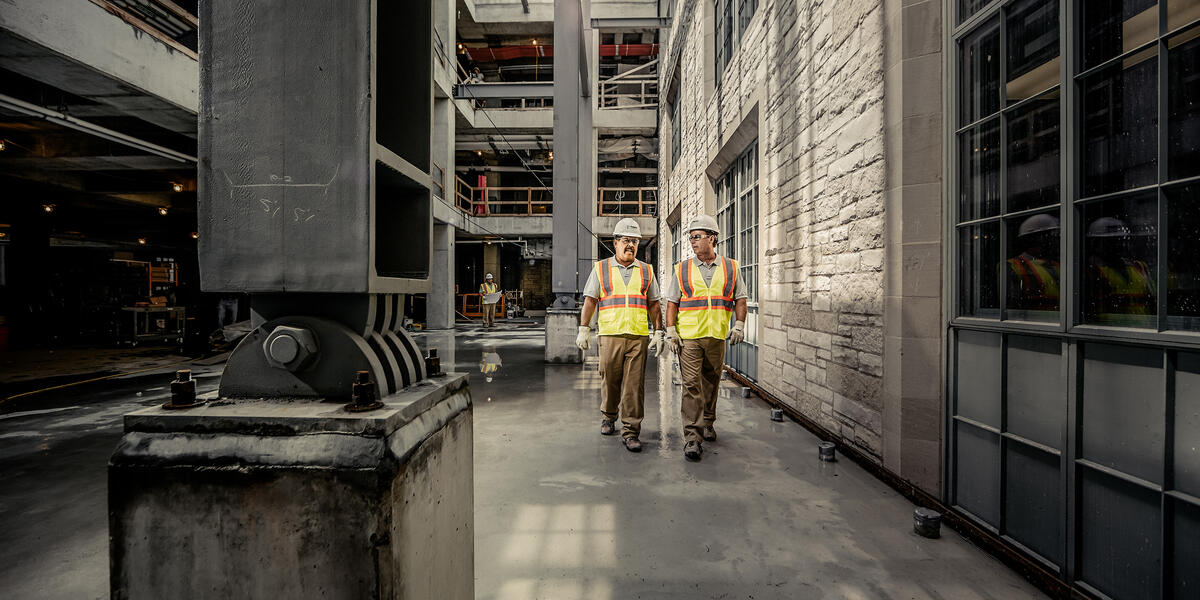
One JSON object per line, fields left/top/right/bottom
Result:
{"left": 0, "top": 140, "right": 6, "bottom": 151}
{"left": 191, "top": 231, "right": 199, "bottom": 239}
{"left": 42, "top": 204, "right": 55, "bottom": 214}
{"left": 158, "top": 207, "right": 169, "bottom": 216}
{"left": 137, "top": 238, "right": 147, "bottom": 245}
{"left": 171, "top": 182, "right": 184, "bottom": 193}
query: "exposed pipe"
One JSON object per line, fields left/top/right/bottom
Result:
{"left": 0, "top": 93, "right": 197, "bottom": 164}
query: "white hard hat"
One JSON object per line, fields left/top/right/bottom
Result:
{"left": 485, "top": 273, "right": 494, "bottom": 279}
{"left": 1017, "top": 214, "right": 1059, "bottom": 237}
{"left": 686, "top": 214, "right": 719, "bottom": 236}
{"left": 613, "top": 218, "right": 642, "bottom": 239}
{"left": 1087, "top": 217, "right": 1130, "bottom": 238}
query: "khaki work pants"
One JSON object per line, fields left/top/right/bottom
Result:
{"left": 679, "top": 337, "right": 726, "bottom": 442}
{"left": 482, "top": 303, "right": 497, "bottom": 326}
{"left": 598, "top": 335, "right": 649, "bottom": 439}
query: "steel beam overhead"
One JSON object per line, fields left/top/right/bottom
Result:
{"left": 0, "top": 93, "right": 196, "bottom": 163}
{"left": 453, "top": 81, "right": 554, "bottom": 99}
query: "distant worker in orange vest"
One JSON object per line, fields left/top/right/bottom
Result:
{"left": 480, "top": 273, "right": 499, "bottom": 328}
{"left": 576, "top": 218, "right": 663, "bottom": 452}
{"left": 1007, "top": 213, "right": 1061, "bottom": 315}
{"left": 666, "top": 214, "right": 748, "bottom": 462}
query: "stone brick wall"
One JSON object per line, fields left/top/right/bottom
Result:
{"left": 660, "top": 0, "right": 890, "bottom": 461}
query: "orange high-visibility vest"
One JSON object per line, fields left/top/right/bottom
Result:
{"left": 675, "top": 257, "right": 737, "bottom": 340}
{"left": 596, "top": 258, "right": 653, "bottom": 336}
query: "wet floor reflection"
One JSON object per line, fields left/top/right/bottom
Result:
{"left": 479, "top": 348, "right": 502, "bottom": 382}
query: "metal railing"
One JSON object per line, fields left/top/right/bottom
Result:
{"left": 598, "top": 187, "right": 657, "bottom": 216}
{"left": 599, "top": 59, "right": 659, "bottom": 109}
{"left": 455, "top": 175, "right": 552, "bottom": 215}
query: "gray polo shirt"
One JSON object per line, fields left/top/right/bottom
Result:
{"left": 665, "top": 256, "right": 749, "bottom": 302}
{"left": 582, "top": 258, "right": 661, "bottom": 301}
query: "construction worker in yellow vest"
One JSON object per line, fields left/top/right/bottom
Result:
{"left": 576, "top": 218, "right": 663, "bottom": 452}
{"left": 479, "top": 273, "right": 499, "bottom": 328}
{"left": 666, "top": 214, "right": 748, "bottom": 461}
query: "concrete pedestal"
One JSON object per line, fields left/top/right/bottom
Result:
{"left": 109, "top": 374, "right": 472, "bottom": 600}
{"left": 545, "top": 308, "right": 582, "bottom": 363}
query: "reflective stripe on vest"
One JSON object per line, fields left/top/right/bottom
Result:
{"left": 675, "top": 256, "right": 737, "bottom": 340}
{"left": 597, "top": 258, "right": 652, "bottom": 336}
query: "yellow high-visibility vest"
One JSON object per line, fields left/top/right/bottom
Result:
{"left": 675, "top": 257, "right": 737, "bottom": 340}
{"left": 596, "top": 258, "right": 652, "bottom": 336}
{"left": 480, "top": 282, "right": 498, "bottom": 294}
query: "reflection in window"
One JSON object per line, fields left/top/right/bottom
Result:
{"left": 1008, "top": 93, "right": 1061, "bottom": 212}
{"left": 960, "top": 119, "right": 1002, "bottom": 221}
{"left": 1083, "top": 193, "right": 1158, "bottom": 326}
{"left": 1168, "top": 0, "right": 1200, "bottom": 31}
{"left": 1083, "top": 0, "right": 1158, "bottom": 70}
{"left": 1168, "top": 31, "right": 1200, "bottom": 181}
{"left": 1007, "top": 0, "right": 1059, "bottom": 105}
{"left": 1082, "top": 53, "right": 1158, "bottom": 198}
{"left": 1168, "top": 185, "right": 1200, "bottom": 329}
{"left": 1006, "top": 212, "right": 1060, "bottom": 320}
{"left": 961, "top": 18, "right": 1001, "bottom": 125}
{"left": 960, "top": 221, "right": 1001, "bottom": 317}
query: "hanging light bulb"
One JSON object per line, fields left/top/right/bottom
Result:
{"left": 137, "top": 238, "right": 147, "bottom": 245}
{"left": 42, "top": 204, "right": 55, "bottom": 214}
{"left": 191, "top": 231, "right": 199, "bottom": 239}
{"left": 158, "top": 207, "right": 169, "bottom": 216}
{"left": 171, "top": 182, "right": 183, "bottom": 193}
{"left": 0, "top": 140, "right": 6, "bottom": 151}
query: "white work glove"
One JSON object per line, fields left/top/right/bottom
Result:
{"left": 647, "top": 330, "right": 664, "bottom": 356}
{"left": 728, "top": 321, "right": 745, "bottom": 345}
{"left": 575, "top": 325, "right": 591, "bottom": 351}
{"left": 666, "top": 326, "right": 683, "bottom": 355}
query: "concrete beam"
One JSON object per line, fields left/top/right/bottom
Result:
{"left": 590, "top": 17, "right": 671, "bottom": 28}
{"left": 0, "top": 0, "right": 198, "bottom": 134}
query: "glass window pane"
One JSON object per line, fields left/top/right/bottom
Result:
{"left": 960, "top": 119, "right": 1002, "bottom": 220}
{"left": 1082, "top": 0, "right": 1158, "bottom": 70}
{"left": 1168, "top": 184, "right": 1200, "bottom": 329}
{"left": 1168, "top": 0, "right": 1200, "bottom": 31}
{"left": 1006, "top": 211, "right": 1061, "bottom": 320}
{"left": 1168, "top": 30, "right": 1200, "bottom": 181}
{"left": 960, "top": 0, "right": 993, "bottom": 25}
{"left": 1082, "top": 192, "right": 1159, "bottom": 326}
{"left": 961, "top": 18, "right": 1001, "bottom": 126}
{"left": 1081, "top": 51, "right": 1159, "bottom": 198}
{"left": 1007, "top": 91, "right": 1061, "bottom": 212}
{"left": 1006, "top": 0, "right": 1060, "bottom": 105}
{"left": 959, "top": 221, "right": 1001, "bottom": 317}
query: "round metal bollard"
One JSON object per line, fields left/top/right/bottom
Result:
{"left": 914, "top": 507, "right": 942, "bottom": 538}
{"left": 818, "top": 441, "right": 837, "bottom": 462}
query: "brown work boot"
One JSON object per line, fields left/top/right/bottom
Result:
{"left": 623, "top": 437, "right": 642, "bottom": 452}
{"left": 684, "top": 440, "right": 702, "bottom": 461}
{"left": 702, "top": 425, "right": 717, "bottom": 442}
{"left": 600, "top": 419, "right": 616, "bottom": 436}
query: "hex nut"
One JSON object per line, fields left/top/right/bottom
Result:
{"left": 262, "top": 326, "right": 319, "bottom": 371}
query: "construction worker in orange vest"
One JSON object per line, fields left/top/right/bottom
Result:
{"left": 666, "top": 214, "right": 748, "bottom": 461}
{"left": 1007, "top": 214, "right": 1061, "bottom": 314}
{"left": 576, "top": 218, "right": 663, "bottom": 452}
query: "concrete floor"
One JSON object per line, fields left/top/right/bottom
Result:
{"left": 427, "top": 324, "right": 1045, "bottom": 600}
{"left": 0, "top": 324, "right": 1045, "bottom": 599}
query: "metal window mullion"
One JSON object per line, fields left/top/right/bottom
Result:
{"left": 1163, "top": 349, "right": 1176, "bottom": 598}
{"left": 1159, "top": 21, "right": 1170, "bottom": 331}
{"left": 1064, "top": 339, "right": 1080, "bottom": 584}
{"left": 999, "top": 333, "right": 1010, "bottom": 534}
{"left": 1064, "top": 0, "right": 1080, "bottom": 334}
{"left": 999, "top": 6, "right": 1009, "bottom": 322}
